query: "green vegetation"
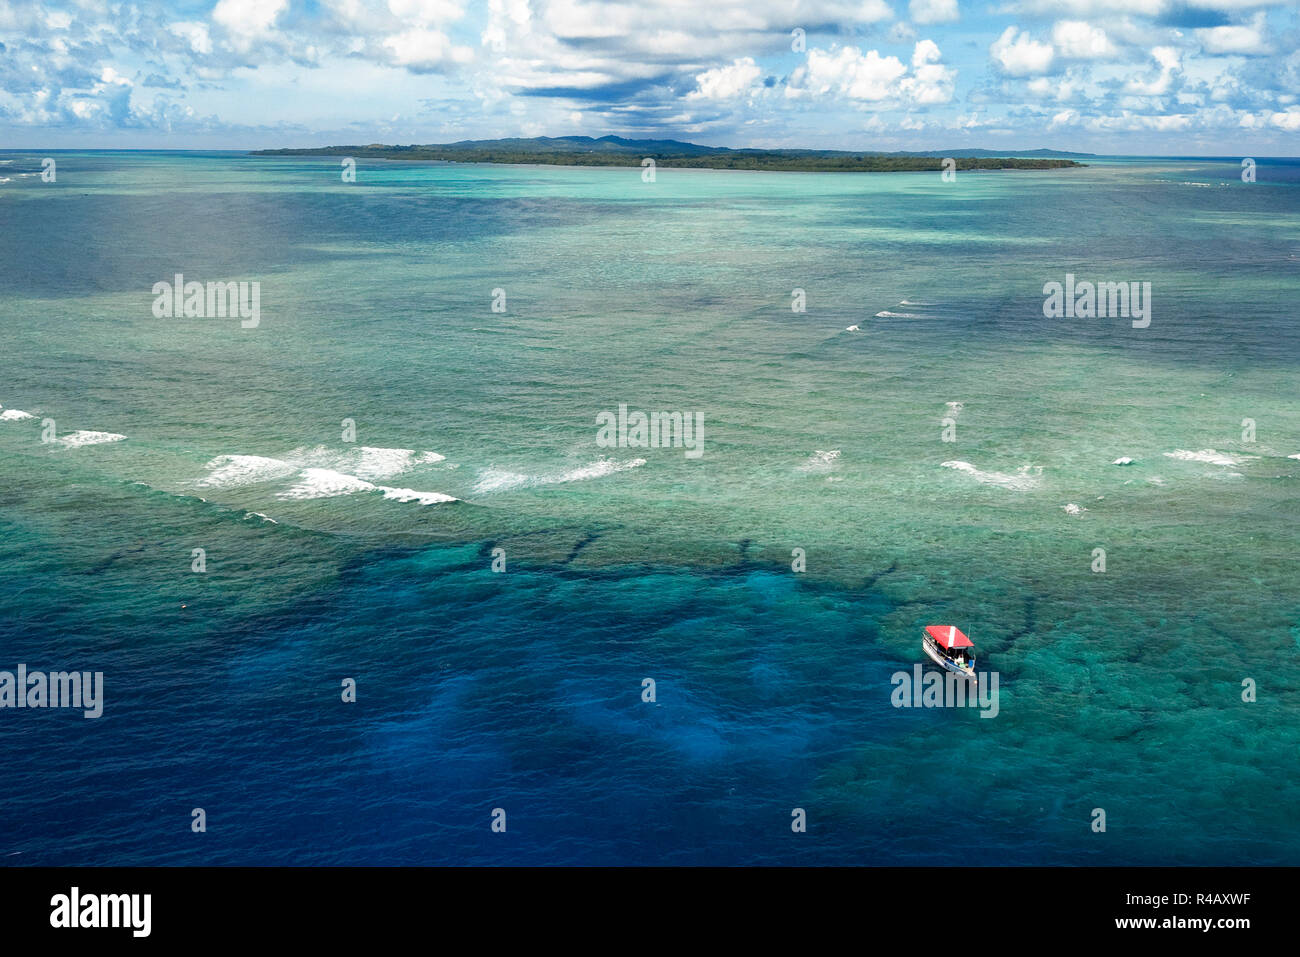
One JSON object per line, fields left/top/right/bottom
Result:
{"left": 252, "top": 142, "right": 1084, "bottom": 172}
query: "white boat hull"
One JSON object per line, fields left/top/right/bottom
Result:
{"left": 923, "top": 638, "right": 976, "bottom": 679}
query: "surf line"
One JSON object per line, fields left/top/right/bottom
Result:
{"left": 0, "top": 665, "right": 104, "bottom": 718}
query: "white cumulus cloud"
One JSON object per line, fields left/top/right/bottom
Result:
{"left": 212, "top": 0, "right": 288, "bottom": 38}
{"left": 1051, "top": 21, "right": 1114, "bottom": 59}
{"left": 990, "top": 26, "right": 1055, "bottom": 76}
{"left": 688, "top": 57, "right": 762, "bottom": 100}
{"left": 382, "top": 27, "right": 473, "bottom": 70}
{"left": 788, "top": 40, "right": 953, "bottom": 104}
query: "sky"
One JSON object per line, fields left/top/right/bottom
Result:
{"left": 1, "top": 0, "right": 1298, "bottom": 154}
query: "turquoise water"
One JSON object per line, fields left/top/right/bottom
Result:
{"left": 0, "top": 151, "right": 1297, "bottom": 864}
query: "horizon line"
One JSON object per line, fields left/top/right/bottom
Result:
{"left": 3, "top": 147, "right": 1298, "bottom": 160}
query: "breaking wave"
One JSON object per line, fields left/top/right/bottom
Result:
{"left": 277, "top": 468, "right": 456, "bottom": 505}
{"left": 472, "top": 457, "right": 646, "bottom": 494}
{"left": 1164, "top": 449, "right": 1250, "bottom": 467}
{"left": 941, "top": 460, "right": 1043, "bottom": 491}
{"left": 56, "top": 431, "right": 125, "bottom": 448}
{"left": 285, "top": 445, "right": 446, "bottom": 481}
{"left": 797, "top": 449, "right": 841, "bottom": 473}
{"left": 199, "top": 454, "right": 297, "bottom": 488}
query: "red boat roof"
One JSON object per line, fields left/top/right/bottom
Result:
{"left": 926, "top": 625, "right": 973, "bottom": 649}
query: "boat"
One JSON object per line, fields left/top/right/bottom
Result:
{"left": 922, "top": 624, "right": 976, "bottom": 679}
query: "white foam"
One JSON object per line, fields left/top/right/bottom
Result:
{"left": 845, "top": 324, "right": 860, "bottom": 332}
{"left": 1112, "top": 457, "right": 1134, "bottom": 465}
{"left": 945, "top": 401, "right": 964, "bottom": 416}
{"left": 472, "top": 457, "right": 646, "bottom": 494}
{"left": 0, "top": 409, "right": 35, "bottom": 421}
{"left": 1164, "top": 449, "right": 1248, "bottom": 467}
{"left": 942, "top": 460, "right": 1043, "bottom": 491}
{"left": 472, "top": 469, "right": 533, "bottom": 494}
{"left": 1062, "top": 503, "right": 1086, "bottom": 516}
{"left": 899, "top": 300, "right": 934, "bottom": 306}
{"left": 559, "top": 458, "right": 646, "bottom": 483}
{"left": 278, "top": 468, "right": 456, "bottom": 505}
{"left": 199, "top": 454, "right": 296, "bottom": 487}
{"left": 278, "top": 468, "right": 375, "bottom": 499}
{"left": 56, "top": 431, "right": 125, "bottom": 448}
{"left": 798, "top": 449, "right": 841, "bottom": 473}
{"left": 874, "top": 311, "right": 925, "bottom": 319}
{"left": 1288, "top": 453, "right": 1300, "bottom": 461}
{"left": 380, "top": 486, "right": 457, "bottom": 505}
{"left": 242, "top": 511, "right": 279, "bottom": 524}
{"left": 353, "top": 446, "right": 445, "bottom": 479}
{"left": 287, "top": 445, "right": 445, "bottom": 481}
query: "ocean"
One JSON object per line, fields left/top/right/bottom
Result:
{"left": 0, "top": 150, "right": 1297, "bottom": 864}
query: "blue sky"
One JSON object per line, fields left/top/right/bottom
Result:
{"left": 1, "top": 0, "right": 1298, "bottom": 153}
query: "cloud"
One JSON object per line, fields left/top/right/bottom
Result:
{"left": 793, "top": 46, "right": 908, "bottom": 101}
{"left": 888, "top": 21, "right": 918, "bottom": 42}
{"left": 990, "top": 27, "right": 1055, "bottom": 76}
{"left": 386, "top": 0, "right": 465, "bottom": 20}
{"left": 1196, "top": 13, "right": 1270, "bottom": 55}
{"left": 382, "top": 27, "right": 473, "bottom": 70}
{"left": 1267, "top": 106, "right": 1300, "bottom": 131}
{"left": 169, "top": 22, "right": 213, "bottom": 57}
{"left": 688, "top": 57, "right": 762, "bottom": 100}
{"left": 788, "top": 40, "right": 954, "bottom": 104}
{"left": 1125, "top": 45, "right": 1182, "bottom": 94}
{"left": 902, "top": 39, "right": 957, "bottom": 103}
{"left": 1007, "top": 0, "right": 1165, "bottom": 14}
{"left": 1051, "top": 21, "right": 1115, "bottom": 59}
{"left": 2, "top": 0, "right": 1299, "bottom": 151}
{"left": 909, "top": 0, "right": 959, "bottom": 25}
{"left": 212, "top": 0, "right": 289, "bottom": 49}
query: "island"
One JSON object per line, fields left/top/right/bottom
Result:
{"left": 251, "top": 136, "right": 1088, "bottom": 172}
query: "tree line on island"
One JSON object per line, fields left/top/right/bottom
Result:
{"left": 252, "top": 136, "right": 1087, "bottom": 172}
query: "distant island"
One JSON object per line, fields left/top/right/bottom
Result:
{"left": 252, "top": 135, "right": 1088, "bottom": 172}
